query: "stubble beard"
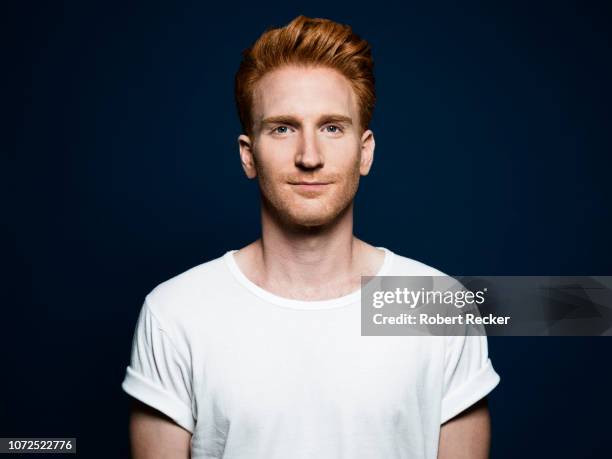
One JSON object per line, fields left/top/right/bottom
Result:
{"left": 257, "top": 168, "right": 361, "bottom": 233}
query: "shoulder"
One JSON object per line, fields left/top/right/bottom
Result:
{"left": 385, "top": 249, "right": 464, "bottom": 297}
{"left": 143, "top": 252, "right": 232, "bottom": 333}
{"left": 385, "top": 248, "right": 449, "bottom": 277}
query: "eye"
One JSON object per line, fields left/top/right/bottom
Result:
{"left": 325, "top": 125, "right": 343, "bottom": 134}
{"left": 272, "top": 125, "right": 291, "bottom": 134}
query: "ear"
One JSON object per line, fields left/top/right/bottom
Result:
{"left": 238, "top": 134, "right": 257, "bottom": 179}
{"left": 359, "top": 129, "right": 375, "bottom": 176}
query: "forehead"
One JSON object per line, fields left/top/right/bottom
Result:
{"left": 252, "top": 65, "right": 358, "bottom": 120}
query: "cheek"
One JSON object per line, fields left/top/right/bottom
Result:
{"left": 327, "top": 137, "right": 361, "bottom": 166}
{"left": 257, "top": 167, "right": 282, "bottom": 197}
{"left": 253, "top": 157, "right": 290, "bottom": 203}
{"left": 334, "top": 149, "right": 362, "bottom": 183}
{"left": 254, "top": 141, "right": 294, "bottom": 174}
{"left": 336, "top": 157, "right": 362, "bottom": 200}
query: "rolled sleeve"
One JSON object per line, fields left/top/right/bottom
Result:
{"left": 440, "top": 333, "right": 500, "bottom": 424}
{"left": 121, "top": 299, "right": 195, "bottom": 433}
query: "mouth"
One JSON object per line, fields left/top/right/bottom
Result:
{"left": 288, "top": 181, "right": 332, "bottom": 194}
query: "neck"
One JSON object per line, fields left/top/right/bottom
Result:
{"left": 234, "top": 200, "right": 385, "bottom": 301}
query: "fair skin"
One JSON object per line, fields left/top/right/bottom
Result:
{"left": 129, "top": 64, "right": 491, "bottom": 458}
{"left": 129, "top": 400, "right": 191, "bottom": 458}
{"left": 235, "top": 65, "right": 382, "bottom": 300}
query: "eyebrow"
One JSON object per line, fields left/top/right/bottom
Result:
{"left": 260, "top": 114, "right": 353, "bottom": 128}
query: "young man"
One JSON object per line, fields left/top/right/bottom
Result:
{"left": 122, "top": 15, "right": 500, "bottom": 459}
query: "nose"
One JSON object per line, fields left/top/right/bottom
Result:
{"left": 294, "top": 128, "right": 324, "bottom": 170}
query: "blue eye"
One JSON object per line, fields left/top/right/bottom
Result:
{"left": 326, "top": 125, "right": 342, "bottom": 133}
{"left": 274, "top": 126, "right": 289, "bottom": 134}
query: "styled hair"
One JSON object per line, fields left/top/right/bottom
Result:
{"left": 234, "top": 15, "right": 375, "bottom": 136}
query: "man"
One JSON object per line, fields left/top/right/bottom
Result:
{"left": 122, "top": 15, "right": 500, "bottom": 458}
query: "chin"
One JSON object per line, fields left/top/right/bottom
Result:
{"left": 284, "top": 203, "right": 348, "bottom": 228}
{"left": 289, "top": 214, "right": 333, "bottom": 228}
{"left": 262, "top": 188, "right": 355, "bottom": 229}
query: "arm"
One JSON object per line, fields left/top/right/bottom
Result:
{"left": 129, "top": 399, "right": 192, "bottom": 459}
{"left": 438, "top": 397, "right": 491, "bottom": 459}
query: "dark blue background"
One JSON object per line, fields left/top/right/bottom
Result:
{"left": 6, "top": 1, "right": 612, "bottom": 457}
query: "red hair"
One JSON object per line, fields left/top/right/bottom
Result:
{"left": 234, "top": 15, "right": 376, "bottom": 136}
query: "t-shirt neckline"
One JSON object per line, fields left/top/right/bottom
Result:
{"left": 223, "top": 246, "right": 394, "bottom": 310}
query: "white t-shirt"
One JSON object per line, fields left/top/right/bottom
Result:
{"left": 122, "top": 247, "right": 500, "bottom": 459}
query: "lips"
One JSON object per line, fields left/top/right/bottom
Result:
{"left": 291, "top": 182, "right": 331, "bottom": 185}
{"left": 289, "top": 181, "right": 332, "bottom": 194}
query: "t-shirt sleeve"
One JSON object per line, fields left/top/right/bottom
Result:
{"left": 121, "top": 298, "right": 195, "bottom": 433}
{"left": 440, "top": 332, "right": 500, "bottom": 424}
